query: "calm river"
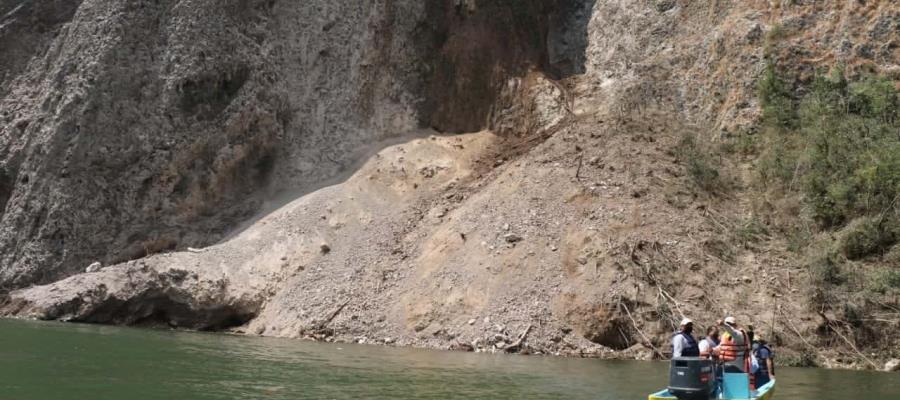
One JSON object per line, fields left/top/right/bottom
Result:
{"left": 1, "top": 319, "right": 898, "bottom": 399}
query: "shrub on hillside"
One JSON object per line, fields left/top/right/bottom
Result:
{"left": 800, "top": 71, "right": 900, "bottom": 228}
{"left": 868, "top": 268, "right": 900, "bottom": 295}
{"left": 676, "top": 133, "right": 723, "bottom": 193}
{"left": 735, "top": 217, "right": 769, "bottom": 248}
{"left": 758, "top": 66, "right": 900, "bottom": 352}
{"left": 808, "top": 250, "right": 845, "bottom": 286}
{"left": 839, "top": 217, "right": 897, "bottom": 260}
{"left": 780, "top": 349, "right": 818, "bottom": 368}
{"left": 758, "top": 64, "right": 900, "bottom": 229}
{"left": 757, "top": 62, "right": 796, "bottom": 129}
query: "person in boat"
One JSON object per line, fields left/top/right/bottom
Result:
{"left": 715, "top": 317, "right": 750, "bottom": 372}
{"left": 698, "top": 325, "right": 720, "bottom": 359}
{"left": 752, "top": 336, "right": 774, "bottom": 387}
{"left": 671, "top": 318, "right": 699, "bottom": 357}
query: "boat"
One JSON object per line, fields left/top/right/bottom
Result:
{"left": 647, "top": 356, "right": 776, "bottom": 400}
{"left": 648, "top": 378, "right": 775, "bottom": 400}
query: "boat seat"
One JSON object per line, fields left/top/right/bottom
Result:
{"left": 722, "top": 372, "right": 751, "bottom": 399}
{"left": 723, "top": 364, "right": 744, "bottom": 373}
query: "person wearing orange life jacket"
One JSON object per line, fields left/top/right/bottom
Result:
{"left": 715, "top": 317, "right": 750, "bottom": 373}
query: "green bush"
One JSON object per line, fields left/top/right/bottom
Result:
{"left": 809, "top": 250, "right": 845, "bottom": 286}
{"left": 839, "top": 217, "right": 897, "bottom": 260}
{"left": 758, "top": 64, "right": 900, "bottom": 228}
{"left": 801, "top": 72, "right": 899, "bottom": 227}
{"left": 786, "top": 226, "right": 813, "bottom": 253}
{"left": 735, "top": 217, "right": 769, "bottom": 248}
{"left": 676, "top": 133, "right": 723, "bottom": 192}
{"left": 758, "top": 134, "right": 798, "bottom": 186}
{"left": 757, "top": 62, "right": 796, "bottom": 129}
{"left": 868, "top": 268, "right": 900, "bottom": 295}
{"left": 688, "top": 158, "right": 721, "bottom": 192}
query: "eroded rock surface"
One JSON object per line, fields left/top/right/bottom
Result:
{"left": 0, "top": 0, "right": 439, "bottom": 287}
{"left": 0, "top": 0, "right": 593, "bottom": 290}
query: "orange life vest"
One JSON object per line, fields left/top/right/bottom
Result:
{"left": 718, "top": 329, "right": 748, "bottom": 362}
{"left": 719, "top": 329, "right": 755, "bottom": 390}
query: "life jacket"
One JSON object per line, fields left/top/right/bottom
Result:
{"left": 719, "top": 328, "right": 755, "bottom": 389}
{"left": 753, "top": 344, "right": 772, "bottom": 375}
{"left": 718, "top": 329, "right": 748, "bottom": 362}
{"left": 672, "top": 331, "right": 700, "bottom": 357}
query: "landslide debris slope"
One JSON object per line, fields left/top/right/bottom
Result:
{"left": 3, "top": 0, "right": 900, "bottom": 370}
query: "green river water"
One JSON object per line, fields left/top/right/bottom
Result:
{"left": 1, "top": 319, "right": 898, "bottom": 400}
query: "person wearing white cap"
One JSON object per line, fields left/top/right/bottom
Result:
{"left": 716, "top": 316, "right": 750, "bottom": 374}
{"left": 671, "top": 317, "right": 699, "bottom": 358}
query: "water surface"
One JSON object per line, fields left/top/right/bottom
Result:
{"left": 1, "top": 319, "right": 898, "bottom": 399}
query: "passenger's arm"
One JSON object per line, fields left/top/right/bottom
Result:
{"left": 673, "top": 336, "right": 684, "bottom": 358}
{"left": 767, "top": 358, "right": 774, "bottom": 378}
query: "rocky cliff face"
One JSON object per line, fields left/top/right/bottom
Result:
{"left": 0, "top": 0, "right": 449, "bottom": 288}
{"left": 2, "top": 0, "right": 898, "bottom": 370}
{"left": 0, "top": 0, "right": 593, "bottom": 290}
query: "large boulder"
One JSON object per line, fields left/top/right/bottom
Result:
{"left": 886, "top": 359, "right": 900, "bottom": 372}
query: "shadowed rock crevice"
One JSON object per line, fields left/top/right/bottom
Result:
{"left": 0, "top": 167, "right": 12, "bottom": 220}
{"left": 80, "top": 295, "right": 257, "bottom": 331}
{"left": 424, "top": 0, "right": 596, "bottom": 133}
{"left": 178, "top": 66, "right": 251, "bottom": 120}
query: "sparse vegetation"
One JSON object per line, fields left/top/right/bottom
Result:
{"left": 759, "top": 65, "right": 899, "bottom": 229}
{"left": 808, "top": 249, "right": 845, "bottom": 287}
{"left": 781, "top": 349, "right": 819, "bottom": 368}
{"left": 758, "top": 63, "right": 899, "bottom": 242}
{"left": 734, "top": 217, "right": 769, "bottom": 248}
{"left": 763, "top": 24, "right": 786, "bottom": 58}
{"left": 867, "top": 268, "right": 900, "bottom": 295}
{"left": 839, "top": 217, "right": 897, "bottom": 260}
{"left": 676, "top": 133, "right": 724, "bottom": 193}
{"left": 757, "top": 62, "right": 795, "bottom": 129}
{"left": 757, "top": 62, "right": 900, "bottom": 357}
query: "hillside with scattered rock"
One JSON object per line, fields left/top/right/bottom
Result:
{"left": 1, "top": 0, "right": 899, "bottom": 371}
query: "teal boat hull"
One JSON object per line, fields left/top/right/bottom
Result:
{"left": 648, "top": 379, "right": 776, "bottom": 400}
